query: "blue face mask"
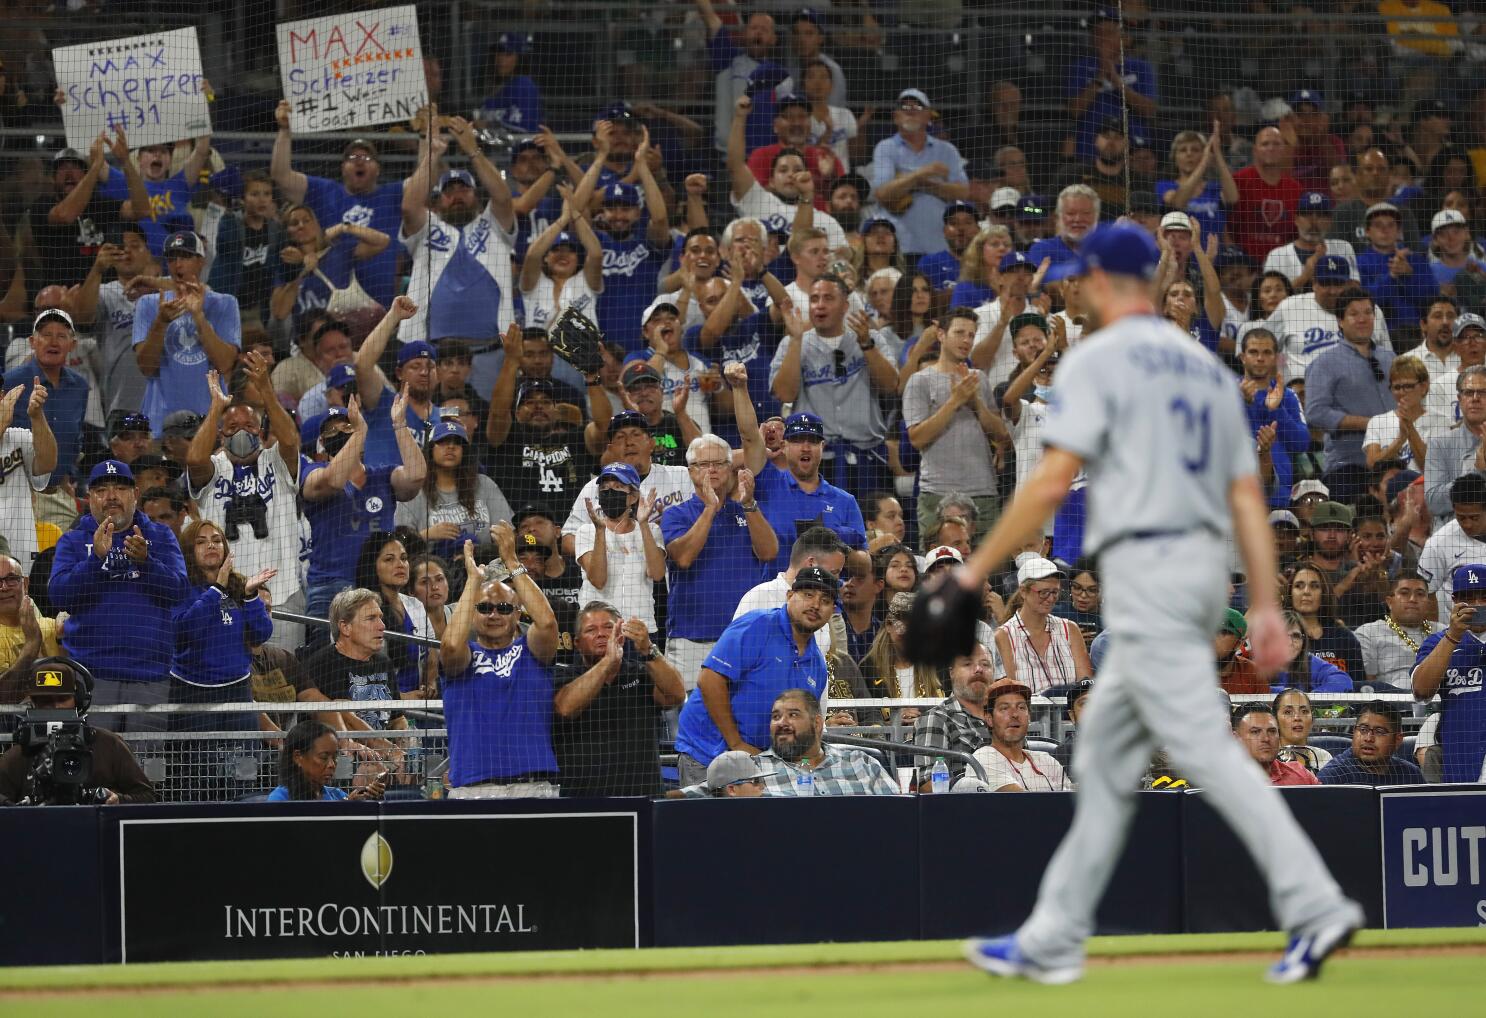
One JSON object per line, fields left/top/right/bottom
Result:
{"left": 1034, "top": 384, "right": 1054, "bottom": 403}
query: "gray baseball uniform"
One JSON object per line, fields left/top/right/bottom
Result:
{"left": 1014, "top": 313, "right": 1357, "bottom": 968}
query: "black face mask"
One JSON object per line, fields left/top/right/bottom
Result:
{"left": 320, "top": 429, "right": 351, "bottom": 459}
{"left": 597, "top": 488, "right": 631, "bottom": 520}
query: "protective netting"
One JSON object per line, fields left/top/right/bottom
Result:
{"left": 0, "top": 2, "right": 1474, "bottom": 803}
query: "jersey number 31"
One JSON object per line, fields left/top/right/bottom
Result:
{"left": 1169, "top": 398, "right": 1211, "bottom": 474}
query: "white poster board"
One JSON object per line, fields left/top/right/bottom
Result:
{"left": 53, "top": 28, "right": 211, "bottom": 151}
{"left": 276, "top": 5, "right": 427, "bottom": 134}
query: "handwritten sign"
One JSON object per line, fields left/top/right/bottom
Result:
{"left": 54, "top": 28, "right": 211, "bottom": 151}
{"left": 276, "top": 5, "right": 426, "bottom": 134}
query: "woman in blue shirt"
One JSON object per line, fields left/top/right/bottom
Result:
{"left": 267, "top": 720, "right": 386, "bottom": 802}
{"left": 172, "top": 520, "right": 277, "bottom": 801}
{"left": 269, "top": 205, "right": 390, "bottom": 329}
{"left": 1272, "top": 610, "right": 1353, "bottom": 694}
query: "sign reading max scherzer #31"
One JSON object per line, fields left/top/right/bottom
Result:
{"left": 276, "top": 5, "right": 427, "bottom": 134}
{"left": 1379, "top": 788, "right": 1486, "bottom": 928}
{"left": 53, "top": 28, "right": 211, "bottom": 151}
{"left": 118, "top": 812, "right": 639, "bottom": 961}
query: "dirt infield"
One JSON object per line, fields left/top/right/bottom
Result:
{"left": 3, "top": 941, "right": 1483, "bottom": 999}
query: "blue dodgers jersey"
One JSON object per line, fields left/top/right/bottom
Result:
{"left": 132, "top": 289, "right": 242, "bottom": 432}
{"left": 1413, "top": 630, "right": 1486, "bottom": 783}
{"left": 596, "top": 229, "right": 667, "bottom": 353}
{"left": 301, "top": 463, "right": 396, "bottom": 588}
{"left": 274, "top": 233, "right": 358, "bottom": 319}
{"left": 302, "top": 176, "right": 403, "bottom": 307}
{"left": 673, "top": 606, "right": 828, "bottom": 763}
{"left": 100, "top": 171, "right": 193, "bottom": 255}
{"left": 443, "top": 636, "right": 558, "bottom": 786}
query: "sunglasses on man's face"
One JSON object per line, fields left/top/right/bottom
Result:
{"left": 475, "top": 602, "right": 517, "bottom": 616}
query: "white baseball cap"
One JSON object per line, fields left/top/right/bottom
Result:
{"left": 1159, "top": 211, "right": 1193, "bottom": 232}
{"left": 33, "top": 307, "right": 75, "bottom": 332}
{"left": 1291, "top": 479, "right": 1330, "bottom": 502}
{"left": 1269, "top": 509, "right": 1301, "bottom": 529}
{"left": 990, "top": 186, "right": 1022, "bottom": 211}
{"left": 641, "top": 297, "right": 680, "bottom": 328}
{"left": 1017, "top": 556, "right": 1064, "bottom": 585}
{"left": 923, "top": 545, "right": 964, "bottom": 569}
{"left": 1432, "top": 208, "right": 1468, "bottom": 233}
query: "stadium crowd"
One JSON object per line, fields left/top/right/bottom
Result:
{"left": 0, "top": 1, "right": 1485, "bottom": 802}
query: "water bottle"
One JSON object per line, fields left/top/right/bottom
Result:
{"left": 794, "top": 770, "right": 814, "bottom": 796}
{"left": 930, "top": 757, "right": 950, "bottom": 795}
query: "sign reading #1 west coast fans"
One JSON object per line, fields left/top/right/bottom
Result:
{"left": 53, "top": 28, "right": 211, "bottom": 152}
{"left": 276, "top": 5, "right": 427, "bottom": 133}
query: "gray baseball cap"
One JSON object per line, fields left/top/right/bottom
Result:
{"left": 1453, "top": 313, "right": 1486, "bottom": 340}
{"left": 705, "top": 751, "right": 775, "bottom": 792}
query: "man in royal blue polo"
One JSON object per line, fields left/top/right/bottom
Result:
{"left": 49, "top": 459, "right": 188, "bottom": 732}
{"left": 1411, "top": 563, "right": 1486, "bottom": 783}
{"left": 751, "top": 411, "right": 865, "bottom": 574}
{"left": 673, "top": 565, "right": 837, "bottom": 785}
{"left": 659, "top": 433, "right": 779, "bottom": 693}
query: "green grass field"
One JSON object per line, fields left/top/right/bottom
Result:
{"left": 4, "top": 929, "right": 1484, "bottom": 1017}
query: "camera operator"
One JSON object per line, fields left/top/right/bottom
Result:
{"left": 0, "top": 657, "right": 155, "bottom": 805}
{"left": 185, "top": 353, "right": 302, "bottom": 649}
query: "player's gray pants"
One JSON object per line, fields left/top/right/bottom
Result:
{"left": 1017, "top": 532, "right": 1353, "bottom": 968}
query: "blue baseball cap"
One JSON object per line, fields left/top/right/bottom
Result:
{"left": 326, "top": 363, "right": 356, "bottom": 390}
{"left": 859, "top": 216, "right": 896, "bottom": 235}
{"left": 550, "top": 230, "right": 580, "bottom": 250}
{"left": 510, "top": 137, "right": 541, "bottom": 158}
{"left": 1044, "top": 222, "right": 1161, "bottom": 283}
{"left": 602, "top": 181, "right": 641, "bottom": 207}
{"left": 1453, "top": 563, "right": 1486, "bottom": 594}
{"left": 1017, "top": 194, "right": 1047, "bottom": 221}
{"left": 1215, "top": 244, "right": 1254, "bottom": 270}
{"left": 1296, "top": 190, "right": 1333, "bottom": 214}
{"left": 1290, "top": 89, "right": 1324, "bottom": 110}
{"left": 598, "top": 462, "right": 642, "bottom": 488}
{"left": 516, "top": 378, "right": 557, "bottom": 406}
{"left": 429, "top": 419, "right": 469, "bottom": 444}
{"left": 1313, "top": 254, "right": 1351, "bottom": 284}
{"left": 942, "top": 200, "right": 978, "bottom": 223}
{"left": 163, "top": 230, "right": 205, "bottom": 259}
{"left": 318, "top": 406, "right": 350, "bottom": 431}
{"left": 435, "top": 169, "right": 476, "bottom": 194}
{"left": 775, "top": 92, "right": 810, "bottom": 114}
{"left": 783, "top": 411, "right": 825, "bottom": 440}
{"left": 495, "top": 32, "right": 532, "bottom": 54}
{"left": 397, "top": 341, "right": 437, "bottom": 366}
{"left": 607, "top": 409, "right": 649, "bottom": 437}
{"left": 593, "top": 101, "right": 637, "bottom": 127}
{"left": 999, "top": 250, "right": 1035, "bottom": 273}
{"left": 89, "top": 459, "right": 135, "bottom": 486}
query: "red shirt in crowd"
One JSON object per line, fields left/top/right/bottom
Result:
{"left": 747, "top": 143, "right": 841, "bottom": 211}
{"left": 1232, "top": 166, "right": 1302, "bottom": 264}
{"left": 1267, "top": 758, "right": 1321, "bottom": 786}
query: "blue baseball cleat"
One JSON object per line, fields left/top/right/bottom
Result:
{"left": 1265, "top": 908, "right": 1362, "bottom": 984}
{"left": 962, "top": 935, "right": 1083, "bottom": 985}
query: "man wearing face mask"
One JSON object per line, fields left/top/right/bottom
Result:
{"left": 185, "top": 351, "right": 303, "bottom": 650}
{"left": 49, "top": 459, "right": 188, "bottom": 732}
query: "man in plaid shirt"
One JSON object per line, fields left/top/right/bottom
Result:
{"left": 675, "top": 689, "right": 901, "bottom": 796}
{"left": 911, "top": 642, "right": 998, "bottom": 790}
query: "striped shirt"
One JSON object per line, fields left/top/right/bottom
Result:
{"left": 1003, "top": 612, "right": 1081, "bottom": 694}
